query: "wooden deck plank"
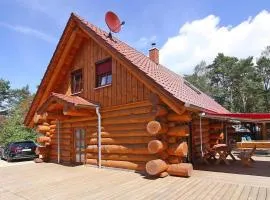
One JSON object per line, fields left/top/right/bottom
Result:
{"left": 213, "top": 183, "right": 231, "bottom": 200}
{"left": 266, "top": 188, "right": 270, "bottom": 200}
{"left": 155, "top": 178, "right": 199, "bottom": 200}
{"left": 195, "top": 182, "right": 219, "bottom": 200}
{"left": 116, "top": 177, "right": 177, "bottom": 200}
{"left": 204, "top": 182, "right": 225, "bottom": 200}
{"left": 257, "top": 187, "right": 267, "bottom": 200}
{"left": 131, "top": 178, "right": 178, "bottom": 200}
{"left": 83, "top": 174, "right": 150, "bottom": 199}
{"left": 175, "top": 180, "right": 209, "bottom": 200}
{"left": 248, "top": 186, "right": 259, "bottom": 200}
{"left": 221, "top": 184, "right": 239, "bottom": 200}
{"left": 51, "top": 171, "right": 137, "bottom": 199}
{"left": 239, "top": 185, "right": 252, "bottom": 200}
{"left": 186, "top": 179, "right": 213, "bottom": 200}
{"left": 1, "top": 162, "right": 270, "bottom": 200}
{"left": 97, "top": 176, "right": 155, "bottom": 200}
{"left": 226, "top": 184, "right": 244, "bottom": 200}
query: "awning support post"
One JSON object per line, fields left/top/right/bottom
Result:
{"left": 200, "top": 115, "right": 204, "bottom": 157}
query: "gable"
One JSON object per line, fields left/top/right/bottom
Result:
{"left": 56, "top": 37, "right": 153, "bottom": 107}
{"left": 24, "top": 13, "right": 229, "bottom": 127}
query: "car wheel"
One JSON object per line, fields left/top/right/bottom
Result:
{"left": 7, "top": 156, "right": 12, "bottom": 162}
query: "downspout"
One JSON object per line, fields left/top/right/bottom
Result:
{"left": 199, "top": 112, "right": 206, "bottom": 158}
{"left": 57, "top": 119, "right": 60, "bottom": 164}
{"left": 188, "top": 122, "right": 193, "bottom": 164}
{"left": 199, "top": 115, "right": 203, "bottom": 157}
{"left": 95, "top": 106, "right": 102, "bottom": 168}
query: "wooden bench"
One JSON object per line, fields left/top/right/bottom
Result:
{"left": 201, "top": 144, "right": 217, "bottom": 165}
{"left": 237, "top": 146, "right": 256, "bottom": 167}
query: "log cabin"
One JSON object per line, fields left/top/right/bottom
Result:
{"left": 24, "top": 13, "right": 231, "bottom": 177}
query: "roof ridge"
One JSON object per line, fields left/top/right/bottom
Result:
{"left": 71, "top": 13, "right": 229, "bottom": 114}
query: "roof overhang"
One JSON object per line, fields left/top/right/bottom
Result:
{"left": 33, "top": 93, "right": 99, "bottom": 124}
{"left": 202, "top": 112, "right": 270, "bottom": 123}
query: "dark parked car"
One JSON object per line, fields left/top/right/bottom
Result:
{"left": 0, "top": 141, "right": 38, "bottom": 162}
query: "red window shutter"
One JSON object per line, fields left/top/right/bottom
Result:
{"left": 96, "top": 59, "right": 112, "bottom": 75}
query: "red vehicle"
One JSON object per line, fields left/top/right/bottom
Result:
{"left": 0, "top": 141, "right": 38, "bottom": 162}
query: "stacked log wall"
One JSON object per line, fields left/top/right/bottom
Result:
{"left": 209, "top": 121, "right": 224, "bottom": 147}
{"left": 34, "top": 98, "right": 193, "bottom": 177}
{"left": 191, "top": 118, "right": 210, "bottom": 160}
{"left": 48, "top": 123, "right": 73, "bottom": 163}
{"left": 84, "top": 101, "right": 159, "bottom": 171}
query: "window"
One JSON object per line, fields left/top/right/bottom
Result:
{"left": 71, "top": 69, "right": 83, "bottom": 94}
{"left": 96, "top": 58, "right": 112, "bottom": 87}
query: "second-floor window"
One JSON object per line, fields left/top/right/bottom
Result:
{"left": 71, "top": 69, "right": 83, "bottom": 94}
{"left": 96, "top": 58, "right": 112, "bottom": 87}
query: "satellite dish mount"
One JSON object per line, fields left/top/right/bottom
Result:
{"left": 105, "top": 11, "right": 125, "bottom": 38}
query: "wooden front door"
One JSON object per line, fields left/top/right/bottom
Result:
{"left": 74, "top": 128, "right": 85, "bottom": 164}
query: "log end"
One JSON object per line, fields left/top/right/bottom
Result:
{"left": 148, "top": 140, "right": 166, "bottom": 154}
{"left": 159, "top": 171, "right": 169, "bottom": 178}
{"left": 167, "top": 163, "right": 193, "bottom": 177}
{"left": 146, "top": 159, "right": 168, "bottom": 175}
{"left": 146, "top": 121, "right": 161, "bottom": 135}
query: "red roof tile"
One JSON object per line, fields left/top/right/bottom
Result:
{"left": 51, "top": 92, "right": 98, "bottom": 108}
{"left": 73, "top": 13, "right": 229, "bottom": 114}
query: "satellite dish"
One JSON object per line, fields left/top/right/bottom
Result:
{"left": 105, "top": 11, "right": 125, "bottom": 37}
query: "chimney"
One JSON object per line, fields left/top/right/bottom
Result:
{"left": 149, "top": 47, "right": 159, "bottom": 64}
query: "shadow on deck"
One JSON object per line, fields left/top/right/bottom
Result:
{"left": 194, "top": 150, "right": 270, "bottom": 177}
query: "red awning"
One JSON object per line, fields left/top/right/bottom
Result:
{"left": 204, "top": 112, "right": 270, "bottom": 122}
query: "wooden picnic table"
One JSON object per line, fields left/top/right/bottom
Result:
{"left": 236, "top": 140, "right": 270, "bottom": 149}
{"left": 212, "top": 144, "right": 236, "bottom": 165}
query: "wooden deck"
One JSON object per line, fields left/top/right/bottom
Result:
{"left": 1, "top": 160, "right": 270, "bottom": 200}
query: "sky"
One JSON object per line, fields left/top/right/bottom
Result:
{"left": 0, "top": 0, "right": 270, "bottom": 92}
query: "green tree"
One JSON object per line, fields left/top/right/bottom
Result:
{"left": 185, "top": 61, "right": 212, "bottom": 96}
{"left": 185, "top": 51, "right": 267, "bottom": 113}
{"left": 255, "top": 46, "right": 270, "bottom": 111}
{"left": 230, "top": 57, "right": 263, "bottom": 112}
{"left": 0, "top": 79, "right": 11, "bottom": 110}
{"left": 0, "top": 95, "right": 36, "bottom": 145}
{"left": 0, "top": 81, "right": 37, "bottom": 145}
{"left": 207, "top": 53, "right": 238, "bottom": 111}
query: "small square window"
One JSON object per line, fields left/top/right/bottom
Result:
{"left": 71, "top": 69, "right": 83, "bottom": 94}
{"left": 96, "top": 58, "right": 112, "bottom": 87}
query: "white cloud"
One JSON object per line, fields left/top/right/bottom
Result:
{"left": 0, "top": 22, "right": 57, "bottom": 43}
{"left": 160, "top": 10, "right": 270, "bottom": 75}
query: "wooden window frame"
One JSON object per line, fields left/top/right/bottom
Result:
{"left": 71, "top": 69, "right": 83, "bottom": 94}
{"left": 95, "top": 58, "right": 112, "bottom": 88}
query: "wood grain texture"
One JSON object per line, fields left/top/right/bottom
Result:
{"left": 57, "top": 39, "right": 152, "bottom": 108}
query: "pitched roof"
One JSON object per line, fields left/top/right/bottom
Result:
{"left": 73, "top": 13, "right": 229, "bottom": 114}
{"left": 50, "top": 92, "right": 98, "bottom": 107}
{"left": 25, "top": 13, "right": 229, "bottom": 126}
{"left": 37, "top": 92, "right": 98, "bottom": 114}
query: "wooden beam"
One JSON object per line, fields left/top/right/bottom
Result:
{"left": 27, "top": 27, "right": 79, "bottom": 127}
{"left": 63, "top": 106, "right": 94, "bottom": 117}
{"left": 43, "top": 112, "right": 70, "bottom": 121}
{"left": 262, "top": 123, "right": 267, "bottom": 140}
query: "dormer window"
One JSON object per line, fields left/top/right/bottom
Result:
{"left": 96, "top": 58, "right": 112, "bottom": 88}
{"left": 71, "top": 69, "right": 83, "bottom": 94}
